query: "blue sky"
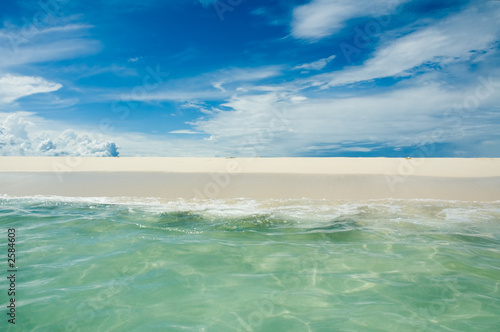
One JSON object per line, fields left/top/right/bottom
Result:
{"left": 0, "top": 0, "right": 499, "bottom": 157}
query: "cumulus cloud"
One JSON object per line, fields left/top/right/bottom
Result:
{"left": 0, "top": 74, "right": 62, "bottom": 104}
{"left": 0, "top": 113, "right": 119, "bottom": 157}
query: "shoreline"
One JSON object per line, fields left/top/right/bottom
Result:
{"left": 1, "top": 157, "right": 499, "bottom": 201}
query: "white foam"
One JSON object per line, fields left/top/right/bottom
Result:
{"left": 1, "top": 194, "right": 499, "bottom": 225}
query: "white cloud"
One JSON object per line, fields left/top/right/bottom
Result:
{"left": 0, "top": 39, "right": 101, "bottom": 68}
{"left": 0, "top": 23, "right": 93, "bottom": 41}
{"left": 339, "top": 147, "right": 372, "bottom": 152}
{"left": 293, "top": 55, "right": 336, "bottom": 71}
{"left": 0, "top": 24, "right": 101, "bottom": 68}
{"left": 169, "top": 130, "right": 201, "bottom": 134}
{"left": 45, "top": 71, "right": 498, "bottom": 158}
{"left": 0, "top": 74, "right": 62, "bottom": 104}
{"left": 57, "top": 64, "right": 138, "bottom": 79}
{"left": 180, "top": 101, "right": 216, "bottom": 115}
{"left": 113, "top": 66, "right": 283, "bottom": 102}
{"left": 291, "top": 0, "right": 408, "bottom": 40}
{"left": 290, "top": 96, "right": 307, "bottom": 103}
{"left": 212, "top": 81, "right": 226, "bottom": 92}
{"left": 185, "top": 72, "right": 500, "bottom": 156}
{"left": 96, "top": 2, "right": 500, "bottom": 157}
{"left": 0, "top": 113, "right": 119, "bottom": 157}
{"left": 1, "top": 113, "right": 33, "bottom": 140}
{"left": 315, "top": 4, "right": 500, "bottom": 88}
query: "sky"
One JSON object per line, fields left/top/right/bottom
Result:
{"left": 0, "top": 0, "right": 499, "bottom": 157}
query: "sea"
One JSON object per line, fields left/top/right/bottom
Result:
{"left": 1, "top": 196, "right": 499, "bottom": 331}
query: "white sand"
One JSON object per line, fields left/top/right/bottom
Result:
{"left": 0, "top": 157, "right": 499, "bottom": 176}
{"left": 0, "top": 157, "right": 499, "bottom": 200}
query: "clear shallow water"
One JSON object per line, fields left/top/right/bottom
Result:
{"left": 1, "top": 196, "right": 500, "bottom": 332}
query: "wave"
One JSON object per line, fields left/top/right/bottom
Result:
{"left": 1, "top": 194, "right": 499, "bottom": 226}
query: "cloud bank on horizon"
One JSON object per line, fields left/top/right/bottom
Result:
{"left": 0, "top": 113, "right": 118, "bottom": 157}
{"left": 0, "top": 0, "right": 499, "bottom": 157}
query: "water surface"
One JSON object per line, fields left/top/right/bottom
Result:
{"left": 1, "top": 196, "right": 499, "bottom": 331}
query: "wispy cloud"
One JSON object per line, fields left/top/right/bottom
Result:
{"left": 291, "top": 0, "right": 408, "bottom": 41}
{"left": 181, "top": 67, "right": 500, "bottom": 157}
{"left": 100, "top": 1, "right": 500, "bottom": 157}
{"left": 169, "top": 130, "right": 201, "bottom": 135}
{"left": 0, "top": 74, "right": 62, "bottom": 104}
{"left": 293, "top": 55, "right": 336, "bottom": 71}
{"left": 0, "top": 23, "right": 101, "bottom": 68}
{"left": 111, "top": 66, "right": 283, "bottom": 102}
{"left": 57, "top": 64, "right": 139, "bottom": 78}
{"left": 300, "top": 4, "right": 500, "bottom": 88}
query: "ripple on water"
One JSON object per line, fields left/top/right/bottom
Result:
{"left": 1, "top": 196, "right": 500, "bottom": 331}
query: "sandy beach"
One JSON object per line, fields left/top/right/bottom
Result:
{"left": 0, "top": 157, "right": 499, "bottom": 201}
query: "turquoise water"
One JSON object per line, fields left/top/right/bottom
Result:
{"left": 1, "top": 196, "right": 500, "bottom": 332}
